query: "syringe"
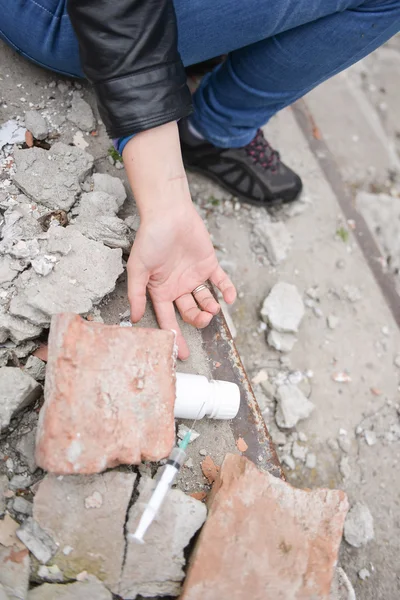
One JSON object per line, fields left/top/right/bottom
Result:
{"left": 129, "top": 405, "right": 204, "bottom": 544}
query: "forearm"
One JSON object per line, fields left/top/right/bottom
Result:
{"left": 122, "top": 122, "right": 193, "bottom": 223}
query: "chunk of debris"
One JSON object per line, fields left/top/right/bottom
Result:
{"left": 177, "top": 424, "right": 200, "bottom": 444}
{"left": 327, "top": 314, "right": 340, "bottom": 330}
{"left": 33, "top": 472, "right": 136, "bottom": 591}
{"left": 13, "top": 496, "right": 33, "bottom": 516}
{"left": 275, "top": 384, "right": 315, "bottom": 429}
{"left": 252, "top": 369, "right": 268, "bottom": 386}
{"left": 344, "top": 502, "right": 374, "bottom": 548}
{"left": 67, "top": 92, "right": 95, "bottom": 132}
{"left": 0, "top": 475, "right": 8, "bottom": 516}
{"left": 0, "top": 367, "right": 42, "bottom": 432}
{"left": 25, "top": 111, "right": 48, "bottom": 141}
{"left": 282, "top": 454, "right": 295, "bottom": 470}
{"left": 358, "top": 568, "right": 371, "bottom": 581}
{"left": 292, "top": 441, "right": 308, "bottom": 462}
{"left": 253, "top": 220, "right": 292, "bottom": 265}
{"left": 37, "top": 564, "right": 64, "bottom": 583}
{"left": 343, "top": 285, "right": 362, "bottom": 303}
{"left": 93, "top": 173, "right": 127, "bottom": 205}
{"left": 120, "top": 476, "right": 206, "bottom": 599}
{"left": 10, "top": 227, "right": 123, "bottom": 326}
{"left": 24, "top": 355, "right": 46, "bottom": 381}
{"left": 31, "top": 255, "right": 57, "bottom": 277}
{"left": 339, "top": 456, "right": 351, "bottom": 480}
{"left": 16, "top": 428, "right": 37, "bottom": 473}
{"left": 338, "top": 433, "right": 351, "bottom": 454}
{"left": 9, "top": 475, "right": 32, "bottom": 491}
{"left": 13, "top": 143, "right": 93, "bottom": 211}
{"left": 236, "top": 437, "right": 248, "bottom": 453}
{"left": 35, "top": 314, "right": 176, "bottom": 473}
{"left": 0, "top": 545, "right": 30, "bottom": 600}
{"left": 260, "top": 379, "right": 276, "bottom": 400}
{"left": 181, "top": 454, "right": 348, "bottom": 600}
{"left": 332, "top": 372, "right": 352, "bottom": 384}
{"left": 261, "top": 282, "right": 305, "bottom": 333}
{"left": 72, "top": 130, "right": 89, "bottom": 150}
{"left": 0, "top": 306, "right": 43, "bottom": 344}
{"left": 28, "top": 576, "right": 112, "bottom": 600}
{"left": 364, "top": 430, "right": 377, "bottom": 446}
{"left": 16, "top": 518, "right": 58, "bottom": 564}
{"left": 267, "top": 329, "right": 297, "bottom": 353}
{"left": 0, "top": 120, "right": 26, "bottom": 150}
{"left": 0, "top": 256, "right": 25, "bottom": 287}
{"left": 201, "top": 456, "right": 220, "bottom": 484}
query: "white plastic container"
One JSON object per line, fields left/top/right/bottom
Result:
{"left": 174, "top": 372, "right": 240, "bottom": 420}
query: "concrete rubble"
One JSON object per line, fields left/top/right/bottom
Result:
{"left": 344, "top": 502, "right": 375, "bottom": 548}
{"left": 67, "top": 92, "right": 95, "bottom": 132}
{"left": 120, "top": 476, "right": 207, "bottom": 598}
{"left": 261, "top": 282, "right": 305, "bottom": 333}
{"left": 0, "top": 120, "right": 26, "bottom": 150}
{"left": 0, "top": 367, "right": 42, "bottom": 431}
{"left": 13, "top": 143, "right": 93, "bottom": 211}
{"left": 16, "top": 518, "right": 58, "bottom": 564}
{"left": 253, "top": 220, "right": 292, "bottom": 265}
{"left": 24, "top": 111, "right": 48, "bottom": 141}
{"left": 181, "top": 454, "right": 349, "bottom": 600}
{"left": 35, "top": 314, "right": 177, "bottom": 473}
{"left": 0, "top": 543, "right": 30, "bottom": 600}
{"left": 275, "top": 383, "right": 315, "bottom": 429}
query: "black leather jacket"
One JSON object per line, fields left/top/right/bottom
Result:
{"left": 68, "top": 0, "right": 192, "bottom": 138}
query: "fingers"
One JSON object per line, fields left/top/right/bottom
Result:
{"left": 127, "top": 261, "right": 149, "bottom": 323}
{"left": 210, "top": 265, "right": 237, "bottom": 305}
{"left": 192, "top": 287, "right": 220, "bottom": 316}
{"left": 175, "top": 293, "right": 214, "bottom": 329}
{"left": 152, "top": 298, "right": 190, "bottom": 361}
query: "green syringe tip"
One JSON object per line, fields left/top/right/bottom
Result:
{"left": 179, "top": 431, "right": 192, "bottom": 450}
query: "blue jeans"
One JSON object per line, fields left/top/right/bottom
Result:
{"left": 1, "top": 0, "right": 399, "bottom": 147}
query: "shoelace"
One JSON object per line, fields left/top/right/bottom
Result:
{"left": 245, "top": 129, "right": 281, "bottom": 171}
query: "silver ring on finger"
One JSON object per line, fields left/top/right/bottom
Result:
{"left": 192, "top": 284, "right": 208, "bottom": 295}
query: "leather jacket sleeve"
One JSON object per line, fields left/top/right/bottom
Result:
{"left": 68, "top": 0, "right": 193, "bottom": 138}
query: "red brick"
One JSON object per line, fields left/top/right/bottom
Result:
{"left": 35, "top": 313, "right": 176, "bottom": 474}
{"left": 181, "top": 454, "right": 349, "bottom": 600}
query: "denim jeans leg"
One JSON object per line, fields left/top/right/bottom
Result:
{"left": 185, "top": 1, "right": 400, "bottom": 147}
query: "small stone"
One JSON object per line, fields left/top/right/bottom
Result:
{"left": 0, "top": 119, "right": 26, "bottom": 149}
{"left": 73, "top": 130, "right": 89, "bottom": 150}
{"left": 270, "top": 430, "right": 286, "bottom": 446}
{"left": 292, "top": 441, "right": 308, "bottom": 462}
{"left": 115, "top": 160, "right": 124, "bottom": 170}
{"left": 252, "top": 369, "right": 269, "bottom": 386}
{"left": 24, "top": 356, "right": 46, "bottom": 381}
{"left": 344, "top": 502, "right": 374, "bottom": 548}
{"left": 16, "top": 429, "right": 37, "bottom": 473}
{"left": 305, "top": 453, "right": 317, "bottom": 469}
{"left": 338, "top": 434, "right": 351, "bottom": 454}
{"left": 199, "top": 449, "right": 207, "bottom": 457}
{"left": 13, "top": 496, "right": 33, "bottom": 515}
{"left": 254, "top": 221, "right": 292, "bottom": 265}
{"left": 62, "top": 545, "right": 73, "bottom": 556}
{"left": 339, "top": 456, "right": 351, "bottom": 480}
{"left": 267, "top": 329, "right": 297, "bottom": 353}
{"left": 25, "top": 111, "right": 48, "bottom": 140}
{"left": 92, "top": 173, "right": 126, "bottom": 205}
{"left": 37, "top": 564, "right": 64, "bottom": 583}
{"left": 16, "top": 517, "right": 58, "bottom": 564}
{"left": 9, "top": 475, "right": 32, "bottom": 491}
{"left": 298, "top": 432, "right": 308, "bottom": 442}
{"left": 275, "top": 384, "right": 315, "bottom": 429}
{"left": 28, "top": 577, "right": 112, "bottom": 600}
{"left": 185, "top": 458, "right": 194, "bottom": 469}
{"left": 327, "top": 315, "right": 339, "bottom": 330}
{"left": 357, "top": 568, "right": 371, "bottom": 581}
{"left": 177, "top": 424, "right": 200, "bottom": 444}
{"left": 67, "top": 92, "right": 95, "bottom": 131}
{"left": 0, "top": 367, "right": 42, "bottom": 432}
{"left": 181, "top": 454, "right": 349, "bottom": 600}
{"left": 364, "top": 430, "right": 377, "bottom": 446}
{"left": 261, "top": 282, "right": 305, "bottom": 333}
{"left": 343, "top": 285, "right": 362, "bottom": 303}
{"left": 121, "top": 476, "right": 207, "bottom": 598}
{"left": 282, "top": 455, "right": 295, "bottom": 470}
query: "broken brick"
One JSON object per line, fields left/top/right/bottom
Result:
{"left": 35, "top": 314, "right": 177, "bottom": 474}
{"left": 236, "top": 437, "right": 248, "bottom": 453}
{"left": 201, "top": 456, "right": 220, "bottom": 484}
{"left": 181, "top": 454, "right": 348, "bottom": 600}
{"left": 190, "top": 491, "right": 208, "bottom": 502}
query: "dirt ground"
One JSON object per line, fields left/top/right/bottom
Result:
{"left": 1, "top": 34, "right": 400, "bottom": 600}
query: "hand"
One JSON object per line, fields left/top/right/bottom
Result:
{"left": 123, "top": 121, "right": 236, "bottom": 359}
{"left": 127, "top": 182, "right": 236, "bottom": 359}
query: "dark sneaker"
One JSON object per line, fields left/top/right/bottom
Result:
{"left": 179, "top": 118, "right": 302, "bottom": 206}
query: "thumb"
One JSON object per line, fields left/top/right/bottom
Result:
{"left": 127, "top": 258, "right": 149, "bottom": 323}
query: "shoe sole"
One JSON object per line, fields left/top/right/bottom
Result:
{"left": 183, "top": 163, "right": 302, "bottom": 208}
